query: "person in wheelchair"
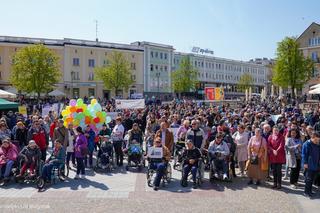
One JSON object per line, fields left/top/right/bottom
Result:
{"left": 40, "top": 139, "right": 66, "bottom": 183}
{"left": 15, "top": 140, "right": 41, "bottom": 179}
{"left": 208, "top": 132, "right": 230, "bottom": 180}
{"left": 149, "top": 137, "right": 171, "bottom": 191}
{"left": 0, "top": 138, "right": 18, "bottom": 184}
{"left": 180, "top": 140, "right": 202, "bottom": 189}
{"left": 96, "top": 135, "right": 113, "bottom": 169}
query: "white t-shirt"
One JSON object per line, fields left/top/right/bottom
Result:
{"left": 66, "top": 130, "right": 74, "bottom": 152}
{"left": 112, "top": 124, "right": 124, "bottom": 141}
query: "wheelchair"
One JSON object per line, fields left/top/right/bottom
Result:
{"left": 208, "top": 152, "right": 232, "bottom": 183}
{"left": 125, "top": 143, "right": 145, "bottom": 171}
{"left": 94, "top": 141, "right": 115, "bottom": 173}
{"left": 173, "top": 141, "right": 186, "bottom": 171}
{"left": 37, "top": 163, "right": 69, "bottom": 190}
{"left": 180, "top": 158, "right": 204, "bottom": 187}
{"left": 146, "top": 158, "right": 172, "bottom": 187}
{"left": 14, "top": 156, "right": 44, "bottom": 184}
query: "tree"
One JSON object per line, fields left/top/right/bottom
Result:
{"left": 273, "top": 36, "right": 314, "bottom": 98}
{"left": 10, "top": 44, "right": 61, "bottom": 100}
{"left": 237, "top": 73, "right": 253, "bottom": 92}
{"left": 171, "top": 56, "right": 198, "bottom": 96}
{"left": 94, "top": 51, "right": 133, "bottom": 97}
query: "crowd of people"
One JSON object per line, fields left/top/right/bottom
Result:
{"left": 0, "top": 97, "right": 319, "bottom": 198}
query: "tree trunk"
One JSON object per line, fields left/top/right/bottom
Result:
{"left": 291, "top": 86, "right": 295, "bottom": 99}
{"left": 37, "top": 92, "right": 40, "bottom": 103}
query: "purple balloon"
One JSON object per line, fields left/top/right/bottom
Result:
{"left": 70, "top": 99, "right": 76, "bottom": 106}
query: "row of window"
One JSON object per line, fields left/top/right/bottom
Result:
{"left": 150, "top": 64, "right": 168, "bottom": 72}
{"left": 309, "top": 37, "right": 320, "bottom": 47}
{"left": 311, "top": 52, "right": 319, "bottom": 62}
{"left": 72, "top": 58, "right": 136, "bottom": 70}
{"left": 174, "top": 58, "right": 265, "bottom": 75}
{"left": 150, "top": 51, "right": 168, "bottom": 60}
{"left": 196, "top": 72, "right": 264, "bottom": 83}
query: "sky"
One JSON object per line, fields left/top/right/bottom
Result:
{"left": 1, "top": 0, "right": 319, "bottom": 61}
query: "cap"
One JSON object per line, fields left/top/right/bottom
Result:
{"left": 29, "top": 140, "right": 36, "bottom": 146}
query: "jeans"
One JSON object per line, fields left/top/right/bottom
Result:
{"left": 290, "top": 159, "right": 301, "bottom": 184}
{"left": 272, "top": 163, "right": 282, "bottom": 186}
{"left": 213, "top": 159, "right": 228, "bottom": 175}
{"left": 0, "top": 160, "right": 14, "bottom": 178}
{"left": 40, "top": 149, "right": 47, "bottom": 162}
{"left": 305, "top": 169, "right": 317, "bottom": 195}
{"left": 41, "top": 162, "right": 55, "bottom": 181}
{"left": 150, "top": 162, "right": 167, "bottom": 187}
{"left": 113, "top": 141, "right": 124, "bottom": 166}
{"left": 76, "top": 157, "right": 85, "bottom": 175}
{"left": 66, "top": 152, "right": 75, "bottom": 166}
{"left": 84, "top": 151, "right": 93, "bottom": 167}
{"left": 183, "top": 164, "right": 198, "bottom": 182}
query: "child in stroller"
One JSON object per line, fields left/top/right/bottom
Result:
{"left": 95, "top": 135, "right": 114, "bottom": 171}
{"left": 125, "top": 139, "right": 144, "bottom": 171}
{"left": 15, "top": 140, "right": 42, "bottom": 182}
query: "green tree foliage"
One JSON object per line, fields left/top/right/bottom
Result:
{"left": 10, "top": 44, "right": 61, "bottom": 100}
{"left": 237, "top": 73, "right": 254, "bottom": 92}
{"left": 94, "top": 51, "right": 133, "bottom": 95}
{"left": 171, "top": 56, "right": 198, "bottom": 94}
{"left": 273, "top": 37, "right": 314, "bottom": 98}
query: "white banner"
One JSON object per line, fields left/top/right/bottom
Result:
{"left": 42, "top": 106, "right": 52, "bottom": 117}
{"left": 271, "top": 114, "right": 281, "bottom": 123}
{"left": 115, "top": 99, "right": 145, "bottom": 109}
{"left": 147, "top": 147, "right": 163, "bottom": 159}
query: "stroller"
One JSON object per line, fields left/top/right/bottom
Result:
{"left": 173, "top": 141, "right": 186, "bottom": 171}
{"left": 126, "top": 141, "right": 145, "bottom": 171}
{"left": 95, "top": 140, "right": 114, "bottom": 172}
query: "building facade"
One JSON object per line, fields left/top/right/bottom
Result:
{"left": 0, "top": 36, "right": 144, "bottom": 99}
{"left": 173, "top": 52, "right": 267, "bottom": 97}
{"left": 131, "top": 41, "right": 174, "bottom": 99}
{"left": 297, "top": 22, "right": 320, "bottom": 91}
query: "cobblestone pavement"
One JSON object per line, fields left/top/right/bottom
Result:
{"left": 0, "top": 149, "right": 319, "bottom": 213}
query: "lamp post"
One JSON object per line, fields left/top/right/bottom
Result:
{"left": 156, "top": 72, "right": 160, "bottom": 94}
{"left": 71, "top": 71, "right": 74, "bottom": 98}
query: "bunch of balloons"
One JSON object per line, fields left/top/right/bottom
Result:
{"left": 61, "top": 98, "right": 112, "bottom": 132}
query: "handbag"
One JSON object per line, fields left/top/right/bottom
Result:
{"left": 80, "top": 147, "right": 88, "bottom": 156}
{"left": 250, "top": 139, "right": 262, "bottom": 165}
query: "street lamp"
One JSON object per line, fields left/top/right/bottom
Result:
{"left": 71, "top": 71, "right": 75, "bottom": 98}
{"left": 156, "top": 72, "right": 160, "bottom": 94}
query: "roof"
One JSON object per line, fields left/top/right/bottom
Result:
{"left": 0, "top": 98, "right": 18, "bottom": 110}
{"left": 296, "top": 22, "right": 320, "bottom": 41}
{"left": 0, "top": 36, "right": 144, "bottom": 52}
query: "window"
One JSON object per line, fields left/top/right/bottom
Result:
{"left": 0, "top": 56, "right": 2, "bottom": 64}
{"left": 132, "top": 54, "right": 135, "bottom": 58}
{"left": 72, "top": 88, "right": 79, "bottom": 98}
{"left": 90, "top": 50, "right": 93, "bottom": 55}
{"left": 195, "top": 61, "right": 197, "bottom": 67}
{"left": 88, "top": 72, "right": 94, "bottom": 81}
{"left": 160, "top": 52, "right": 163, "bottom": 59}
{"left": 75, "top": 49, "right": 77, "bottom": 53}
{"left": 164, "top": 66, "right": 167, "bottom": 72}
{"left": 155, "top": 65, "right": 158, "bottom": 70}
{"left": 105, "top": 52, "right": 108, "bottom": 56}
{"left": 103, "top": 59, "right": 108, "bottom": 66}
{"left": 164, "top": 53, "right": 167, "bottom": 60}
{"left": 131, "top": 63, "right": 136, "bottom": 70}
{"left": 88, "top": 88, "right": 95, "bottom": 97}
{"left": 73, "top": 58, "right": 80, "bottom": 66}
{"left": 155, "top": 52, "right": 158, "bottom": 58}
{"left": 0, "top": 71, "right": 2, "bottom": 80}
{"left": 88, "top": 59, "right": 95, "bottom": 67}
{"left": 151, "top": 51, "right": 154, "bottom": 58}
{"left": 311, "top": 52, "right": 318, "bottom": 62}
{"left": 131, "top": 74, "right": 136, "bottom": 81}
{"left": 160, "top": 66, "right": 163, "bottom": 71}
{"left": 150, "top": 64, "right": 153, "bottom": 71}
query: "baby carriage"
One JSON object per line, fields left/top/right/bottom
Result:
{"left": 94, "top": 140, "right": 114, "bottom": 172}
{"left": 126, "top": 141, "right": 145, "bottom": 171}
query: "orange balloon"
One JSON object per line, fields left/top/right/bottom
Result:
{"left": 70, "top": 106, "right": 76, "bottom": 113}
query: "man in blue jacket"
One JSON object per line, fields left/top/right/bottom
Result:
{"left": 302, "top": 131, "right": 320, "bottom": 198}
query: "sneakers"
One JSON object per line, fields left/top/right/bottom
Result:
{"left": 223, "top": 174, "right": 228, "bottom": 180}
{"left": 74, "top": 174, "right": 80, "bottom": 179}
{"left": 192, "top": 182, "right": 198, "bottom": 189}
{"left": 214, "top": 172, "right": 219, "bottom": 179}
{"left": 290, "top": 184, "right": 297, "bottom": 189}
{"left": 153, "top": 186, "right": 159, "bottom": 191}
{"left": 247, "top": 180, "right": 253, "bottom": 185}
{"left": 80, "top": 174, "right": 85, "bottom": 179}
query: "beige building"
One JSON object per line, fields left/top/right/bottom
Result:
{"left": 0, "top": 36, "right": 144, "bottom": 99}
{"left": 297, "top": 22, "right": 320, "bottom": 91}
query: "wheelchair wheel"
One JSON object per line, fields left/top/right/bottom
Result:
{"left": 165, "top": 164, "right": 172, "bottom": 183}
{"left": 37, "top": 177, "right": 45, "bottom": 190}
{"left": 146, "top": 170, "right": 153, "bottom": 187}
{"left": 59, "top": 164, "right": 69, "bottom": 180}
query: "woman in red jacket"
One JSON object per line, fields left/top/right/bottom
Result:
{"left": 268, "top": 126, "right": 286, "bottom": 189}
{"left": 27, "top": 121, "right": 48, "bottom": 162}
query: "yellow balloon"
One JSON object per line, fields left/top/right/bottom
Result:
{"left": 91, "top": 99, "right": 97, "bottom": 105}
{"left": 61, "top": 110, "right": 68, "bottom": 117}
